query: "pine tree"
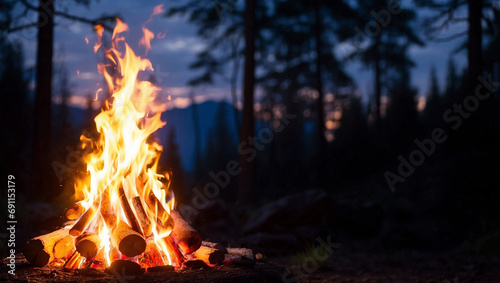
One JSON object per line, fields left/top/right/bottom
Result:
{"left": 424, "top": 66, "right": 441, "bottom": 127}
{"left": 164, "top": 126, "right": 186, "bottom": 202}
{"left": 346, "top": 0, "right": 423, "bottom": 125}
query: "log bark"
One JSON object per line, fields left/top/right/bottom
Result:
{"left": 169, "top": 210, "right": 201, "bottom": 254}
{"left": 65, "top": 202, "right": 84, "bottom": 220}
{"left": 111, "top": 221, "right": 146, "bottom": 257}
{"left": 75, "top": 233, "right": 100, "bottom": 258}
{"left": 222, "top": 254, "right": 256, "bottom": 267}
{"left": 202, "top": 241, "right": 227, "bottom": 253}
{"left": 118, "top": 187, "right": 141, "bottom": 235}
{"left": 70, "top": 205, "right": 97, "bottom": 237}
{"left": 146, "top": 191, "right": 174, "bottom": 233}
{"left": 132, "top": 196, "right": 152, "bottom": 237}
{"left": 138, "top": 177, "right": 174, "bottom": 234}
{"left": 226, "top": 247, "right": 255, "bottom": 260}
{"left": 163, "top": 235, "right": 185, "bottom": 267}
{"left": 193, "top": 245, "right": 226, "bottom": 265}
{"left": 100, "top": 189, "right": 117, "bottom": 228}
{"left": 24, "top": 227, "right": 71, "bottom": 267}
{"left": 140, "top": 241, "right": 165, "bottom": 268}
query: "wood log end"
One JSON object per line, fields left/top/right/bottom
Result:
{"left": 194, "top": 246, "right": 226, "bottom": 265}
{"left": 76, "top": 239, "right": 98, "bottom": 258}
{"left": 118, "top": 234, "right": 146, "bottom": 257}
{"left": 23, "top": 239, "right": 50, "bottom": 267}
{"left": 65, "top": 202, "right": 84, "bottom": 220}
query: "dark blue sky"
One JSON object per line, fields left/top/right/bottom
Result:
{"left": 11, "top": 0, "right": 468, "bottom": 109}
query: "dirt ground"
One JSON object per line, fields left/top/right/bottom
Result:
{"left": 2, "top": 248, "right": 500, "bottom": 282}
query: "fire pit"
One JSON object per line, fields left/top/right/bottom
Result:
{"left": 6, "top": 8, "right": 283, "bottom": 282}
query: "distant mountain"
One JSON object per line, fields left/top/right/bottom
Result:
{"left": 158, "top": 101, "right": 240, "bottom": 171}
{"left": 59, "top": 101, "right": 240, "bottom": 172}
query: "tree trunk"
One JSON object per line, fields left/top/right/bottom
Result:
{"left": 467, "top": 0, "right": 483, "bottom": 82}
{"left": 32, "top": 0, "right": 54, "bottom": 200}
{"left": 238, "top": 0, "right": 256, "bottom": 205}
{"left": 374, "top": 35, "right": 382, "bottom": 127}
{"left": 314, "top": 0, "right": 327, "bottom": 185}
{"left": 190, "top": 92, "right": 202, "bottom": 180}
{"left": 230, "top": 36, "right": 242, "bottom": 132}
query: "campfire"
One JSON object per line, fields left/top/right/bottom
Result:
{"left": 23, "top": 8, "right": 253, "bottom": 273}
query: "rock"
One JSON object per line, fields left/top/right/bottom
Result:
{"left": 239, "top": 232, "right": 301, "bottom": 255}
{"left": 242, "top": 189, "right": 333, "bottom": 235}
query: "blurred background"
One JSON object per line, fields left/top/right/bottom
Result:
{"left": 1, "top": 0, "right": 500, "bottom": 279}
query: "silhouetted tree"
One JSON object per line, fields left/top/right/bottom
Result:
{"left": 53, "top": 57, "right": 73, "bottom": 140}
{"left": 164, "top": 126, "right": 186, "bottom": 203}
{"left": 238, "top": 0, "right": 257, "bottom": 204}
{"left": 201, "top": 102, "right": 239, "bottom": 200}
{"left": 189, "top": 92, "right": 203, "bottom": 181}
{"left": 258, "top": 0, "right": 354, "bottom": 188}
{"left": 445, "top": 58, "right": 460, "bottom": 97}
{"left": 330, "top": 96, "right": 372, "bottom": 184}
{"left": 1, "top": 0, "right": 117, "bottom": 200}
{"left": 166, "top": 0, "right": 258, "bottom": 204}
{"left": 165, "top": 0, "right": 244, "bottom": 134}
{"left": 0, "top": 39, "right": 30, "bottom": 194}
{"left": 346, "top": 0, "right": 423, "bottom": 125}
{"left": 384, "top": 51, "right": 421, "bottom": 156}
{"left": 423, "top": 66, "right": 441, "bottom": 127}
{"left": 415, "top": 0, "right": 500, "bottom": 82}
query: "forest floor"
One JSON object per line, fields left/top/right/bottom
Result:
{"left": 277, "top": 245, "right": 500, "bottom": 282}
{"left": 3, "top": 248, "right": 500, "bottom": 282}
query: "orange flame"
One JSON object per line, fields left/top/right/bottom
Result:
{"left": 140, "top": 4, "right": 165, "bottom": 55}
{"left": 73, "top": 10, "right": 174, "bottom": 268}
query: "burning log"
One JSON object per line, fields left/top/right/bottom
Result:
{"left": 24, "top": 227, "right": 73, "bottom": 267}
{"left": 140, "top": 241, "right": 165, "bottom": 268}
{"left": 75, "top": 233, "right": 100, "bottom": 258}
{"left": 111, "top": 221, "right": 146, "bottom": 257}
{"left": 70, "top": 205, "right": 97, "bottom": 237}
{"left": 162, "top": 235, "right": 185, "bottom": 267}
{"left": 53, "top": 233, "right": 75, "bottom": 259}
{"left": 100, "top": 189, "right": 117, "bottom": 228}
{"left": 118, "top": 186, "right": 142, "bottom": 234}
{"left": 137, "top": 176, "right": 174, "bottom": 234}
{"left": 65, "top": 202, "right": 84, "bottom": 220}
{"left": 202, "top": 241, "right": 227, "bottom": 253}
{"left": 193, "top": 245, "right": 226, "bottom": 265}
{"left": 63, "top": 250, "right": 83, "bottom": 269}
{"left": 169, "top": 210, "right": 202, "bottom": 254}
{"left": 131, "top": 196, "right": 152, "bottom": 236}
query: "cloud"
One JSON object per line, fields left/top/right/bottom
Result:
{"left": 157, "top": 37, "right": 205, "bottom": 53}
{"left": 78, "top": 72, "right": 101, "bottom": 80}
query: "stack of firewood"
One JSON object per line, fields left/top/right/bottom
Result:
{"left": 23, "top": 199, "right": 257, "bottom": 270}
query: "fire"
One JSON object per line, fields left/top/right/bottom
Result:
{"left": 71, "top": 7, "right": 175, "bottom": 268}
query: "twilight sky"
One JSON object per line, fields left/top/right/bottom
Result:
{"left": 10, "top": 0, "right": 468, "bottom": 109}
